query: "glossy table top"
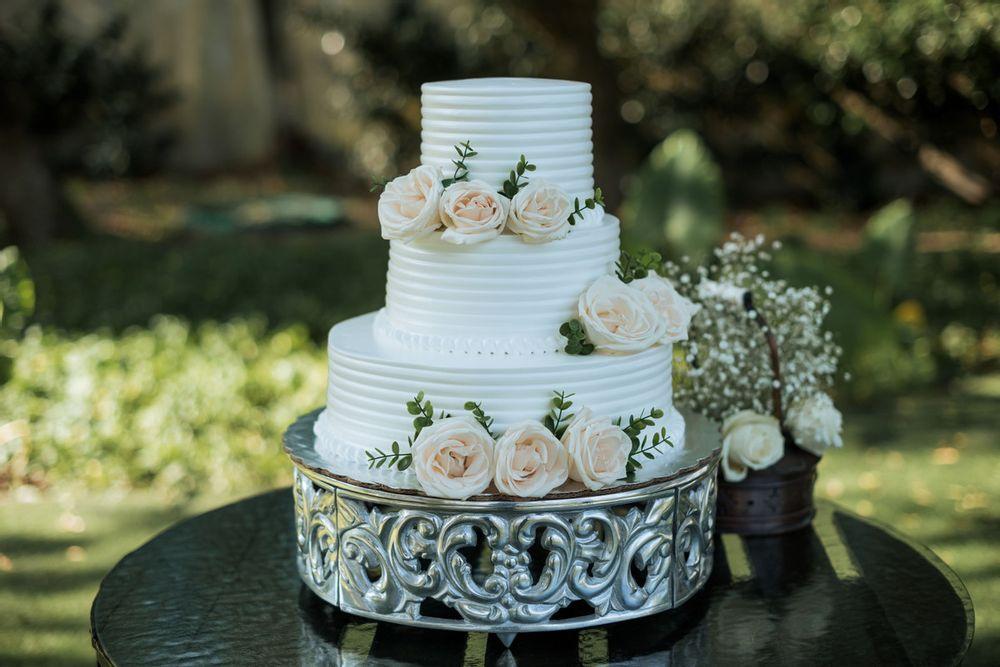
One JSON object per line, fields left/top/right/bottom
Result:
{"left": 91, "top": 489, "right": 974, "bottom": 666}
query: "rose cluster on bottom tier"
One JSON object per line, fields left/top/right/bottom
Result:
{"left": 412, "top": 411, "right": 630, "bottom": 500}
{"left": 363, "top": 392, "right": 670, "bottom": 501}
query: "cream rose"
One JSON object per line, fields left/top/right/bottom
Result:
{"left": 493, "top": 421, "right": 569, "bottom": 497}
{"left": 377, "top": 165, "right": 443, "bottom": 242}
{"left": 720, "top": 410, "right": 784, "bottom": 482}
{"left": 577, "top": 275, "right": 667, "bottom": 353}
{"left": 631, "top": 271, "right": 700, "bottom": 343}
{"left": 506, "top": 179, "right": 572, "bottom": 243}
{"left": 786, "top": 392, "right": 843, "bottom": 457}
{"left": 411, "top": 416, "right": 495, "bottom": 499}
{"left": 438, "top": 180, "right": 510, "bottom": 245}
{"left": 561, "top": 408, "right": 631, "bottom": 490}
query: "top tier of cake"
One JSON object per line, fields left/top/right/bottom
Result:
{"left": 420, "top": 78, "right": 594, "bottom": 201}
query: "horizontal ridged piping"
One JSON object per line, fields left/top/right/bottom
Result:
{"left": 384, "top": 218, "right": 616, "bottom": 347}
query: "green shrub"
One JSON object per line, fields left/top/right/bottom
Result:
{"left": 621, "top": 130, "right": 725, "bottom": 262}
{"left": 0, "top": 317, "right": 325, "bottom": 496}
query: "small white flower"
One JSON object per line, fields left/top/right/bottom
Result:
{"left": 411, "top": 416, "right": 495, "bottom": 499}
{"left": 720, "top": 410, "right": 784, "bottom": 482}
{"left": 493, "top": 421, "right": 569, "bottom": 497}
{"left": 577, "top": 276, "right": 667, "bottom": 354}
{"left": 438, "top": 180, "right": 510, "bottom": 245}
{"left": 506, "top": 180, "right": 572, "bottom": 243}
{"left": 697, "top": 279, "right": 746, "bottom": 307}
{"left": 631, "top": 271, "right": 701, "bottom": 344}
{"left": 560, "top": 408, "right": 632, "bottom": 490}
{"left": 377, "top": 165, "right": 443, "bottom": 242}
{"left": 786, "top": 392, "right": 843, "bottom": 457}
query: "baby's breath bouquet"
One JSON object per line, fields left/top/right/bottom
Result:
{"left": 662, "top": 233, "right": 844, "bottom": 486}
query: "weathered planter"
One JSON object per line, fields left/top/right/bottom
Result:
{"left": 715, "top": 435, "right": 819, "bottom": 536}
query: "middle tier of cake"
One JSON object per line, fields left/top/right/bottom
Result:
{"left": 314, "top": 311, "right": 686, "bottom": 489}
{"left": 381, "top": 214, "right": 618, "bottom": 356}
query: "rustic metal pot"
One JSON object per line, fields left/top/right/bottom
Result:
{"left": 715, "top": 434, "right": 820, "bottom": 536}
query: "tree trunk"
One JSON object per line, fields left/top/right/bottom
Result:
{"left": 0, "top": 129, "right": 60, "bottom": 245}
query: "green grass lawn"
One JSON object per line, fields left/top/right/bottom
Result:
{"left": 1, "top": 389, "right": 996, "bottom": 665}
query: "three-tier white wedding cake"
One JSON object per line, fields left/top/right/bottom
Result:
{"left": 314, "top": 78, "right": 697, "bottom": 498}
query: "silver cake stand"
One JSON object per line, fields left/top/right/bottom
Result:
{"left": 284, "top": 409, "right": 721, "bottom": 647}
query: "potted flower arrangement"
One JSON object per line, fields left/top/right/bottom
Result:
{"left": 662, "top": 233, "right": 845, "bottom": 535}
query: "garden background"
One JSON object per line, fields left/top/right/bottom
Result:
{"left": 0, "top": 1, "right": 997, "bottom": 664}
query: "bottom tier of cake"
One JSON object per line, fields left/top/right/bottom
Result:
{"left": 314, "top": 312, "right": 686, "bottom": 489}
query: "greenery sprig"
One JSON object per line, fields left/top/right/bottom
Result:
{"left": 559, "top": 319, "right": 595, "bottom": 355}
{"left": 614, "top": 407, "right": 671, "bottom": 477}
{"left": 543, "top": 390, "right": 575, "bottom": 438}
{"left": 366, "top": 439, "right": 412, "bottom": 471}
{"left": 366, "top": 391, "right": 436, "bottom": 471}
{"left": 499, "top": 154, "right": 536, "bottom": 198}
{"left": 615, "top": 248, "right": 662, "bottom": 283}
{"left": 406, "top": 390, "right": 436, "bottom": 434}
{"left": 369, "top": 177, "right": 390, "bottom": 193}
{"left": 442, "top": 141, "right": 477, "bottom": 187}
{"left": 464, "top": 400, "right": 496, "bottom": 436}
{"left": 567, "top": 187, "right": 605, "bottom": 224}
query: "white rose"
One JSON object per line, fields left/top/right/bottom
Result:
{"left": 720, "top": 410, "right": 784, "bottom": 482}
{"left": 438, "top": 180, "right": 510, "bottom": 245}
{"left": 561, "top": 408, "right": 631, "bottom": 490}
{"left": 493, "top": 421, "right": 569, "bottom": 497}
{"left": 377, "top": 165, "right": 443, "bottom": 242}
{"left": 631, "top": 271, "right": 701, "bottom": 343}
{"left": 506, "top": 179, "right": 572, "bottom": 243}
{"left": 411, "top": 416, "right": 495, "bottom": 499}
{"left": 577, "top": 275, "right": 667, "bottom": 353}
{"left": 786, "top": 392, "right": 843, "bottom": 457}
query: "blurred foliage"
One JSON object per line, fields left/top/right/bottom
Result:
{"left": 599, "top": 0, "right": 998, "bottom": 206}
{"left": 863, "top": 198, "right": 916, "bottom": 305}
{"left": 0, "top": 246, "right": 34, "bottom": 340}
{"left": 299, "top": 0, "right": 558, "bottom": 179}
{"left": 0, "top": 317, "right": 323, "bottom": 495}
{"left": 0, "top": 245, "right": 34, "bottom": 385}
{"left": 0, "top": 2, "right": 174, "bottom": 177}
{"left": 304, "top": 0, "right": 998, "bottom": 208}
{"left": 621, "top": 129, "right": 725, "bottom": 263}
{"left": 24, "top": 232, "right": 387, "bottom": 340}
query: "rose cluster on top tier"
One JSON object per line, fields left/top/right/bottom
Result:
{"left": 378, "top": 164, "right": 598, "bottom": 245}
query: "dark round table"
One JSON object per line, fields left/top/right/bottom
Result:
{"left": 91, "top": 489, "right": 974, "bottom": 666}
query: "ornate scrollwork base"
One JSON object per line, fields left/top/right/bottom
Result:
{"left": 286, "top": 411, "right": 720, "bottom": 644}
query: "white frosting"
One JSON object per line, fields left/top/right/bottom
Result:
{"left": 421, "top": 78, "right": 594, "bottom": 201}
{"left": 314, "top": 313, "right": 685, "bottom": 489}
{"left": 384, "top": 216, "right": 619, "bottom": 354}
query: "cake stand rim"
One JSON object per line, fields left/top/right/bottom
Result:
{"left": 284, "top": 407, "right": 721, "bottom": 510}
